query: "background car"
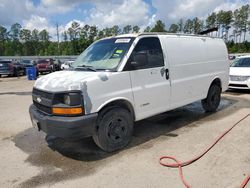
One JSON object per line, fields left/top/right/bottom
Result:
{"left": 228, "top": 55, "right": 236, "bottom": 60}
{"left": 0, "top": 60, "right": 25, "bottom": 77}
{"left": 20, "top": 60, "right": 39, "bottom": 77}
{"left": 61, "top": 60, "right": 74, "bottom": 70}
{"left": 53, "top": 59, "right": 62, "bottom": 71}
{"left": 229, "top": 55, "right": 250, "bottom": 90}
{"left": 20, "top": 59, "right": 34, "bottom": 67}
{"left": 36, "top": 59, "right": 54, "bottom": 74}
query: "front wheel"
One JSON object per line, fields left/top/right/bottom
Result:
{"left": 93, "top": 107, "right": 134, "bottom": 152}
{"left": 201, "top": 84, "right": 221, "bottom": 112}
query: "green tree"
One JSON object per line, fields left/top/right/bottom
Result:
{"left": 9, "top": 23, "right": 22, "bottom": 55}
{"left": 39, "top": 29, "right": 50, "bottom": 55}
{"left": 9, "top": 23, "right": 22, "bottom": 41}
{"left": 123, "top": 25, "right": 132, "bottom": 34}
{"left": 239, "top": 5, "right": 250, "bottom": 42}
{"left": 132, "top": 26, "right": 140, "bottom": 33}
{"left": 206, "top": 12, "right": 217, "bottom": 29}
{"left": 144, "top": 26, "right": 151, "bottom": 32}
{"left": 20, "top": 29, "right": 32, "bottom": 55}
{"left": 193, "top": 17, "right": 202, "bottom": 34}
{"left": 168, "top": 24, "right": 179, "bottom": 33}
{"left": 151, "top": 20, "right": 166, "bottom": 32}
{"left": 68, "top": 21, "right": 80, "bottom": 40}
{"left": 0, "top": 26, "right": 8, "bottom": 55}
{"left": 111, "top": 25, "right": 121, "bottom": 35}
{"left": 233, "top": 8, "right": 242, "bottom": 43}
{"left": 31, "top": 29, "right": 40, "bottom": 55}
{"left": 62, "top": 31, "right": 68, "bottom": 41}
{"left": 178, "top": 19, "right": 184, "bottom": 33}
{"left": 89, "top": 26, "right": 98, "bottom": 44}
{"left": 184, "top": 19, "right": 193, "bottom": 33}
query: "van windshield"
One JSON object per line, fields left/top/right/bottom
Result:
{"left": 231, "top": 58, "right": 250, "bottom": 67}
{"left": 72, "top": 37, "right": 135, "bottom": 71}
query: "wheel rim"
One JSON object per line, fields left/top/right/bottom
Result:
{"left": 105, "top": 116, "right": 128, "bottom": 143}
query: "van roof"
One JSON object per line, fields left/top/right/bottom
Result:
{"left": 103, "top": 32, "right": 221, "bottom": 40}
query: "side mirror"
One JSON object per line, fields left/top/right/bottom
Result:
{"left": 130, "top": 51, "right": 147, "bottom": 68}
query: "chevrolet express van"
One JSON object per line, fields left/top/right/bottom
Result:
{"left": 29, "top": 33, "right": 229, "bottom": 152}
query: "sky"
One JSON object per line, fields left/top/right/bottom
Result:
{"left": 0, "top": 0, "right": 249, "bottom": 39}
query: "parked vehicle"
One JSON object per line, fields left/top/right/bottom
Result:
{"left": 228, "top": 55, "right": 236, "bottom": 60}
{"left": 228, "top": 55, "right": 250, "bottom": 90}
{"left": 61, "top": 60, "right": 74, "bottom": 70}
{"left": 36, "top": 59, "right": 54, "bottom": 74}
{"left": 0, "top": 60, "right": 25, "bottom": 77}
{"left": 29, "top": 33, "right": 229, "bottom": 152}
{"left": 20, "top": 59, "right": 34, "bottom": 67}
{"left": 53, "top": 59, "right": 62, "bottom": 71}
{"left": 20, "top": 60, "right": 39, "bottom": 77}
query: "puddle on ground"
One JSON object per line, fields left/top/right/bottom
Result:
{"left": 0, "top": 91, "right": 32, "bottom": 96}
{"left": 13, "top": 129, "right": 110, "bottom": 188}
{"left": 12, "top": 96, "right": 242, "bottom": 187}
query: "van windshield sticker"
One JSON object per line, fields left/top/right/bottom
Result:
{"left": 115, "top": 49, "right": 123, "bottom": 54}
{"left": 115, "top": 38, "right": 131, "bottom": 43}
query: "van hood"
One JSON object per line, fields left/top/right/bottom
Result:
{"left": 34, "top": 70, "right": 103, "bottom": 92}
{"left": 230, "top": 67, "right": 250, "bottom": 76}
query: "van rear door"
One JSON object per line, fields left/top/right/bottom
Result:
{"left": 124, "top": 37, "right": 171, "bottom": 120}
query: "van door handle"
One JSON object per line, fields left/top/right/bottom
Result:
{"left": 165, "top": 69, "right": 169, "bottom": 80}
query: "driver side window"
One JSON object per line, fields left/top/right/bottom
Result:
{"left": 124, "top": 37, "right": 164, "bottom": 70}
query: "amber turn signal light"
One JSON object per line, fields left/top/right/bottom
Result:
{"left": 52, "top": 107, "right": 83, "bottom": 115}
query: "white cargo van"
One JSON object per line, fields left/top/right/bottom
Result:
{"left": 29, "top": 33, "right": 229, "bottom": 152}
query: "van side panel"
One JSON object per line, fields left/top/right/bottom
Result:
{"left": 86, "top": 72, "right": 135, "bottom": 116}
{"left": 161, "top": 36, "right": 228, "bottom": 109}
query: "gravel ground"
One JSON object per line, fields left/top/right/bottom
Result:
{"left": 0, "top": 75, "right": 249, "bottom": 188}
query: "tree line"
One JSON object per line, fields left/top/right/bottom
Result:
{"left": 0, "top": 4, "right": 249, "bottom": 56}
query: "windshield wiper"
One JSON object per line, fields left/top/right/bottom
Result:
{"left": 75, "top": 65, "right": 97, "bottom": 72}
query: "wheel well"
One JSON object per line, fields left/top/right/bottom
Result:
{"left": 210, "top": 78, "right": 222, "bottom": 90}
{"left": 99, "top": 100, "right": 135, "bottom": 120}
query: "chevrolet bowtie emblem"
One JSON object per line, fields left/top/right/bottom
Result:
{"left": 37, "top": 97, "right": 42, "bottom": 103}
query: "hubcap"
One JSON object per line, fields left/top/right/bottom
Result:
{"left": 106, "top": 117, "right": 127, "bottom": 143}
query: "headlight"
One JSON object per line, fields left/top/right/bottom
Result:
{"left": 64, "top": 94, "right": 71, "bottom": 105}
{"left": 52, "top": 92, "right": 84, "bottom": 115}
{"left": 58, "top": 93, "right": 82, "bottom": 106}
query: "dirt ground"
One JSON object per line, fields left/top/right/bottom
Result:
{"left": 0, "top": 75, "right": 249, "bottom": 188}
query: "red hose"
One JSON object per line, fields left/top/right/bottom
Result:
{"left": 159, "top": 114, "right": 250, "bottom": 188}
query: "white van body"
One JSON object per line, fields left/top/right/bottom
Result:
{"left": 34, "top": 34, "right": 229, "bottom": 120}
{"left": 30, "top": 33, "right": 229, "bottom": 151}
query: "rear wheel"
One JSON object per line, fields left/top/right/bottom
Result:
{"left": 201, "top": 84, "right": 221, "bottom": 112}
{"left": 93, "top": 107, "right": 134, "bottom": 152}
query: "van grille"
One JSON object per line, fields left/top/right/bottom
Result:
{"left": 32, "top": 88, "right": 53, "bottom": 114}
{"left": 33, "top": 88, "right": 53, "bottom": 99}
{"left": 33, "top": 101, "right": 52, "bottom": 114}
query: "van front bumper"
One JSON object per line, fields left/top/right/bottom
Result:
{"left": 29, "top": 104, "right": 98, "bottom": 140}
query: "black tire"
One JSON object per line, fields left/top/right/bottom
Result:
{"left": 93, "top": 107, "right": 134, "bottom": 152}
{"left": 13, "top": 69, "right": 18, "bottom": 77}
{"left": 201, "top": 84, "right": 221, "bottom": 112}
